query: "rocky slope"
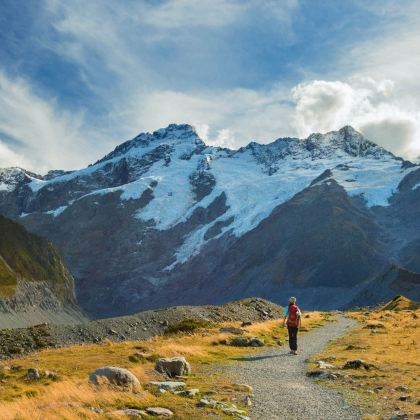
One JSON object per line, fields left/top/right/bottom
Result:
{"left": 0, "top": 297, "right": 281, "bottom": 358}
{"left": 347, "top": 265, "right": 420, "bottom": 308}
{"left": 0, "top": 215, "right": 86, "bottom": 328}
{"left": 0, "top": 124, "right": 419, "bottom": 316}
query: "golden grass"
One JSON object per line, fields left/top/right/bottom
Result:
{"left": 0, "top": 312, "right": 327, "bottom": 419}
{"left": 310, "top": 308, "right": 420, "bottom": 418}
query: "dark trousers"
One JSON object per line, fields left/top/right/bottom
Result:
{"left": 288, "top": 326, "right": 298, "bottom": 351}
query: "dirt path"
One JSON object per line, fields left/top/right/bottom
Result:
{"left": 232, "top": 316, "right": 361, "bottom": 420}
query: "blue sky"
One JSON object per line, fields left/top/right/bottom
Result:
{"left": 1, "top": 0, "right": 420, "bottom": 172}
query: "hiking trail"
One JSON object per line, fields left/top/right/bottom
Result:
{"left": 231, "top": 316, "right": 361, "bottom": 420}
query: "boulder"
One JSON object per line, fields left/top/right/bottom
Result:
{"left": 88, "top": 366, "right": 140, "bottom": 387}
{"left": 241, "top": 321, "right": 252, "bottom": 327}
{"left": 146, "top": 407, "right": 173, "bottom": 417}
{"left": 155, "top": 357, "right": 191, "bottom": 377}
{"left": 27, "top": 368, "right": 40, "bottom": 380}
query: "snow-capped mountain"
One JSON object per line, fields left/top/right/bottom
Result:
{"left": 1, "top": 124, "right": 419, "bottom": 316}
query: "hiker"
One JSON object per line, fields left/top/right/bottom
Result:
{"left": 282, "top": 296, "right": 301, "bottom": 355}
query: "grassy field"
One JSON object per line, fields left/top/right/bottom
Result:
{"left": 0, "top": 313, "right": 327, "bottom": 419}
{"left": 309, "top": 297, "right": 419, "bottom": 419}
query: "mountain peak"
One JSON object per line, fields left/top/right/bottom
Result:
{"left": 96, "top": 123, "right": 205, "bottom": 165}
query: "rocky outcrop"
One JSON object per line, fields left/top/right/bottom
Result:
{"left": 0, "top": 215, "right": 86, "bottom": 328}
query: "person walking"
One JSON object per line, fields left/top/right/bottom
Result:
{"left": 282, "top": 296, "right": 302, "bottom": 355}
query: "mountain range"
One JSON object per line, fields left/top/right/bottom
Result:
{"left": 1, "top": 124, "right": 419, "bottom": 318}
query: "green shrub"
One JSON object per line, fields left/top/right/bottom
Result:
{"left": 164, "top": 318, "right": 213, "bottom": 335}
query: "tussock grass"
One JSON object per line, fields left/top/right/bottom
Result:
{"left": 0, "top": 312, "right": 326, "bottom": 419}
{"left": 311, "top": 308, "right": 420, "bottom": 418}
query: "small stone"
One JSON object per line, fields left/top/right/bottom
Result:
{"left": 343, "top": 359, "right": 373, "bottom": 370}
{"left": 146, "top": 407, "right": 173, "bottom": 417}
{"left": 318, "top": 360, "right": 335, "bottom": 369}
{"left": 27, "top": 368, "right": 40, "bottom": 380}
{"left": 249, "top": 337, "right": 264, "bottom": 347}
{"left": 243, "top": 395, "right": 252, "bottom": 406}
{"left": 175, "top": 388, "right": 199, "bottom": 397}
{"left": 399, "top": 395, "right": 410, "bottom": 401}
{"left": 197, "top": 398, "right": 218, "bottom": 408}
{"left": 395, "top": 385, "right": 409, "bottom": 392}
{"left": 241, "top": 321, "right": 252, "bottom": 327}
{"left": 149, "top": 381, "right": 186, "bottom": 391}
{"left": 367, "top": 390, "right": 375, "bottom": 394}
{"left": 111, "top": 408, "right": 147, "bottom": 417}
{"left": 44, "top": 370, "right": 58, "bottom": 379}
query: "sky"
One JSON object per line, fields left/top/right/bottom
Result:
{"left": 1, "top": 0, "right": 420, "bottom": 173}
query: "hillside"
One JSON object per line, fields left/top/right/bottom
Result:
{"left": 0, "top": 215, "right": 86, "bottom": 328}
{"left": 347, "top": 264, "right": 420, "bottom": 308}
{"left": 1, "top": 124, "right": 419, "bottom": 316}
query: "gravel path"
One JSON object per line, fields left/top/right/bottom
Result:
{"left": 232, "top": 316, "right": 361, "bottom": 420}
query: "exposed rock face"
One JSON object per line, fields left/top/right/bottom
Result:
{"left": 0, "top": 124, "right": 419, "bottom": 316}
{"left": 0, "top": 215, "right": 86, "bottom": 328}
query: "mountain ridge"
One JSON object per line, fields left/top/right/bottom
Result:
{"left": 0, "top": 124, "right": 419, "bottom": 317}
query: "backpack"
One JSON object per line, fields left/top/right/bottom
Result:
{"left": 287, "top": 304, "right": 300, "bottom": 327}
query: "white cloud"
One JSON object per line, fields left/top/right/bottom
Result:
{"left": 0, "top": 70, "right": 106, "bottom": 173}
{"left": 123, "top": 87, "right": 295, "bottom": 147}
{"left": 0, "top": 140, "right": 32, "bottom": 169}
{"left": 292, "top": 78, "right": 420, "bottom": 158}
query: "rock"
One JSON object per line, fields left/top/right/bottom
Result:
{"left": 243, "top": 395, "right": 252, "bottom": 406}
{"left": 222, "top": 406, "right": 246, "bottom": 416}
{"left": 149, "top": 381, "right": 186, "bottom": 391}
{"left": 277, "top": 340, "right": 283, "bottom": 346}
{"left": 155, "top": 357, "right": 191, "bottom": 377}
{"left": 249, "top": 337, "right": 264, "bottom": 347}
{"left": 233, "top": 383, "right": 254, "bottom": 392}
{"left": 367, "top": 390, "right": 375, "bottom": 394}
{"left": 307, "top": 371, "right": 337, "bottom": 380}
{"left": 229, "top": 337, "right": 264, "bottom": 347}
{"left": 229, "top": 337, "right": 250, "bottom": 347}
{"left": 88, "top": 366, "right": 140, "bottom": 387}
{"left": 110, "top": 409, "right": 146, "bottom": 418}
{"left": 175, "top": 388, "right": 199, "bottom": 397}
{"left": 146, "top": 407, "right": 173, "bottom": 417}
{"left": 197, "top": 398, "right": 218, "bottom": 408}
{"left": 159, "top": 320, "right": 169, "bottom": 326}
{"left": 395, "top": 385, "right": 409, "bottom": 391}
{"left": 343, "top": 359, "right": 374, "bottom": 370}
{"left": 44, "top": 370, "right": 58, "bottom": 379}
{"left": 219, "top": 327, "right": 246, "bottom": 335}
{"left": 318, "top": 360, "right": 335, "bottom": 369}
{"left": 27, "top": 368, "right": 40, "bottom": 380}
{"left": 399, "top": 395, "right": 410, "bottom": 401}
{"left": 241, "top": 321, "right": 252, "bottom": 327}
